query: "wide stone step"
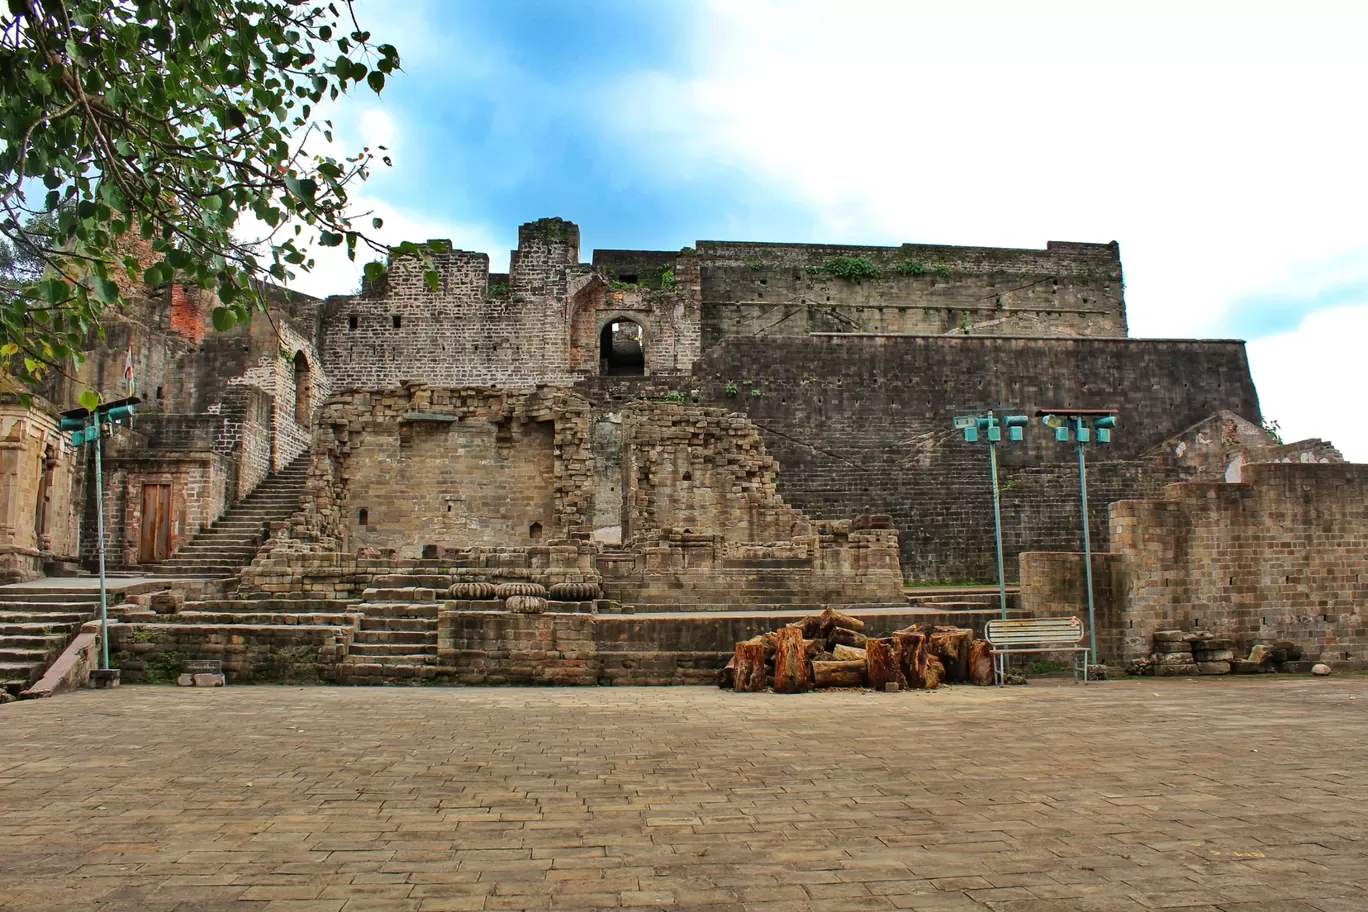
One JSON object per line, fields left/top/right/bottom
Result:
{"left": 0, "top": 662, "right": 41, "bottom": 687}
{"left": 0, "top": 601, "right": 98, "bottom": 614}
{"left": 0, "top": 611, "right": 91, "bottom": 625}
{"left": 350, "top": 642, "right": 438, "bottom": 657}
{"left": 0, "top": 634, "right": 67, "bottom": 650}
{"left": 371, "top": 575, "right": 455, "bottom": 589}
{"left": 0, "top": 646, "right": 51, "bottom": 663}
{"left": 152, "top": 611, "right": 355, "bottom": 626}
{"left": 354, "top": 626, "right": 437, "bottom": 642}
{"left": 356, "top": 603, "right": 440, "bottom": 619}
{"left": 190, "top": 598, "right": 358, "bottom": 613}
{"left": 0, "top": 621, "right": 82, "bottom": 637}
{"left": 343, "top": 656, "right": 439, "bottom": 669}
{"left": 359, "top": 616, "right": 436, "bottom": 633}
{"left": 0, "top": 591, "right": 100, "bottom": 603}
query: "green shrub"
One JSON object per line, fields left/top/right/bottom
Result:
{"left": 806, "top": 256, "right": 881, "bottom": 281}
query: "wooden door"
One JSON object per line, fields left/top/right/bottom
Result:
{"left": 140, "top": 484, "right": 172, "bottom": 563}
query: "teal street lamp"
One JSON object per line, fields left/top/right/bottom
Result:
{"left": 1036, "top": 409, "right": 1118, "bottom": 665}
{"left": 59, "top": 397, "right": 139, "bottom": 671}
{"left": 954, "top": 411, "right": 1029, "bottom": 622}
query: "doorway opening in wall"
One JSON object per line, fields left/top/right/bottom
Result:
{"left": 599, "top": 319, "right": 645, "bottom": 376}
{"left": 529, "top": 522, "right": 543, "bottom": 540}
{"left": 293, "top": 351, "right": 311, "bottom": 421}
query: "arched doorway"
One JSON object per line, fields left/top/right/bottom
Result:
{"left": 599, "top": 319, "right": 645, "bottom": 376}
{"left": 293, "top": 351, "right": 311, "bottom": 421}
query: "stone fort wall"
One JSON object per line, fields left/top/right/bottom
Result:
{"left": 686, "top": 334, "right": 1263, "bottom": 582}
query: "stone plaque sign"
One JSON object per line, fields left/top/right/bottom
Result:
{"left": 182, "top": 659, "right": 222, "bottom": 675}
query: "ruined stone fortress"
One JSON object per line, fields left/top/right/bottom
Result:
{"left": 1, "top": 216, "right": 1363, "bottom": 694}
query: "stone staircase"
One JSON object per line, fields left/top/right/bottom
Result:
{"left": 340, "top": 600, "right": 440, "bottom": 683}
{"left": 0, "top": 587, "right": 102, "bottom": 696}
{"left": 144, "top": 452, "right": 310, "bottom": 578}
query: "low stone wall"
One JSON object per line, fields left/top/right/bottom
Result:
{"left": 437, "top": 607, "right": 1000, "bottom": 686}
{"left": 1018, "top": 462, "right": 1368, "bottom": 669}
{"left": 109, "top": 622, "right": 353, "bottom": 684}
{"left": 239, "top": 545, "right": 600, "bottom": 600}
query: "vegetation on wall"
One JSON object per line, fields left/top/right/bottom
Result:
{"left": 806, "top": 256, "right": 882, "bottom": 282}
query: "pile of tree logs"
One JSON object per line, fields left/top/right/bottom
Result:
{"left": 720, "top": 608, "right": 994, "bottom": 693}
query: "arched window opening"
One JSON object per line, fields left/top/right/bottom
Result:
{"left": 293, "top": 351, "right": 311, "bottom": 421}
{"left": 358, "top": 508, "right": 368, "bottom": 526}
{"left": 599, "top": 319, "right": 645, "bottom": 376}
{"left": 681, "top": 471, "right": 692, "bottom": 482}
{"left": 529, "top": 522, "right": 543, "bottom": 540}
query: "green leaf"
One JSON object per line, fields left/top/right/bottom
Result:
{"left": 367, "top": 70, "right": 385, "bottom": 94}
{"left": 211, "top": 307, "right": 236, "bottom": 332}
{"left": 92, "top": 278, "right": 119, "bottom": 305}
{"left": 79, "top": 390, "right": 101, "bottom": 411}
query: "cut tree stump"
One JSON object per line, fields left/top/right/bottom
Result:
{"left": 772, "top": 626, "right": 810, "bottom": 694}
{"left": 717, "top": 660, "right": 736, "bottom": 689}
{"left": 813, "top": 660, "right": 866, "bottom": 688}
{"left": 894, "top": 630, "right": 930, "bottom": 689}
{"left": 924, "top": 655, "right": 945, "bottom": 689}
{"left": 866, "top": 638, "right": 906, "bottom": 691}
{"left": 829, "top": 627, "right": 869, "bottom": 649}
{"left": 931, "top": 627, "right": 973, "bottom": 683}
{"left": 818, "top": 607, "right": 865, "bottom": 635}
{"left": 832, "top": 643, "right": 867, "bottom": 662}
{"left": 969, "top": 639, "right": 994, "bottom": 685}
{"left": 732, "top": 638, "right": 767, "bottom": 692}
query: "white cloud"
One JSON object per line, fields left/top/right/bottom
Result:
{"left": 596, "top": 0, "right": 1368, "bottom": 458}
{"left": 235, "top": 97, "right": 504, "bottom": 298}
{"left": 609, "top": 3, "right": 1368, "bottom": 328}
{"left": 1247, "top": 304, "right": 1368, "bottom": 462}
{"left": 285, "top": 195, "right": 503, "bottom": 299}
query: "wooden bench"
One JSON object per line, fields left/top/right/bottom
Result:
{"left": 985, "top": 617, "right": 1091, "bottom": 683}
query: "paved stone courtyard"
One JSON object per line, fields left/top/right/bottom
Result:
{"left": 1, "top": 678, "right": 1365, "bottom": 912}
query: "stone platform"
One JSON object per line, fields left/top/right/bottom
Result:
{"left": 105, "top": 601, "right": 1004, "bottom": 686}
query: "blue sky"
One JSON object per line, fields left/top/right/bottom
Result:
{"left": 303, "top": 0, "right": 1368, "bottom": 460}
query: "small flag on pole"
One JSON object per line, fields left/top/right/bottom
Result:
{"left": 123, "top": 345, "right": 135, "bottom": 397}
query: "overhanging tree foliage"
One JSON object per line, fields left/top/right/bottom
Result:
{"left": 0, "top": 0, "right": 432, "bottom": 401}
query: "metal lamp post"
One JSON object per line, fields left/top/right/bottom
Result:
{"left": 954, "top": 411, "right": 1029, "bottom": 622}
{"left": 1036, "top": 409, "right": 1118, "bottom": 665}
{"left": 59, "top": 397, "right": 138, "bottom": 670}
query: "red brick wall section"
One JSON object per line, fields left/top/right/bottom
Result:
{"left": 169, "top": 284, "right": 208, "bottom": 345}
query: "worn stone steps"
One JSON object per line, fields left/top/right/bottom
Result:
{"left": 0, "top": 585, "right": 99, "bottom": 694}
{"left": 355, "top": 603, "right": 440, "bottom": 619}
{"left": 142, "top": 451, "right": 310, "bottom": 578}
{"left": 0, "top": 646, "right": 52, "bottom": 664}
{"left": 0, "top": 634, "right": 68, "bottom": 650}
{"left": 354, "top": 626, "right": 437, "bottom": 642}
{"left": 150, "top": 612, "right": 356, "bottom": 626}
{"left": 350, "top": 642, "right": 438, "bottom": 657}
{"left": 0, "top": 590, "right": 101, "bottom": 603}
{"left": 0, "top": 611, "right": 91, "bottom": 625}
{"left": 188, "top": 598, "right": 358, "bottom": 613}
{"left": 0, "top": 662, "right": 39, "bottom": 690}
{"left": 342, "top": 656, "right": 440, "bottom": 671}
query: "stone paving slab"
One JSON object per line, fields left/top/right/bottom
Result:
{"left": 1, "top": 677, "right": 1365, "bottom": 911}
